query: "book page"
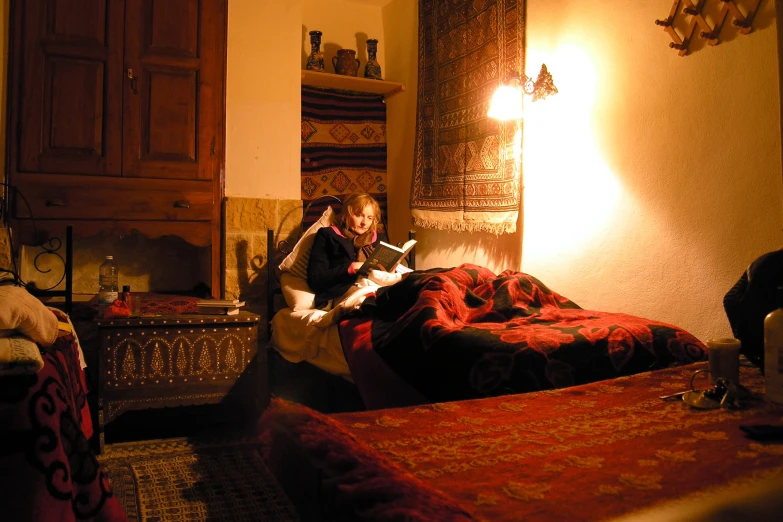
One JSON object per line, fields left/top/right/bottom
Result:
{"left": 362, "top": 244, "right": 404, "bottom": 272}
{"left": 360, "top": 240, "right": 416, "bottom": 273}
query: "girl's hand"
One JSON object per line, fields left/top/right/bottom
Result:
{"left": 350, "top": 261, "right": 365, "bottom": 274}
{"left": 368, "top": 269, "right": 402, "bottom": 286}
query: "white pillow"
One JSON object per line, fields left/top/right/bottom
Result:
{"left": 278, "top": 206, "right": 335, "bottom": 280}
{"left": 0, "top": 336, "right": 45, "bottom": 375}
{"left": 280, "top": 272, "right": 316, "bottom": 311}
{"left": 0, "top": 285, "right": 58, "bottom": 347}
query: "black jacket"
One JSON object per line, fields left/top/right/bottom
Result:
{"left": 724, "top": 249, "right": 783, "bottom": 369}
{"left": 307, "top": 226, "right": 386, "bottom": 309}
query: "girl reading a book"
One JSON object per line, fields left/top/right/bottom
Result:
{"left": 307, "top": 193, "right": 388, "bottom": 309}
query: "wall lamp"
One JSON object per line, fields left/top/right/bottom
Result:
{"left": 487, "top": 64, "right": 558, "bottom": 121}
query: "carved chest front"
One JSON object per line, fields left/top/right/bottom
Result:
{"left": 96, "top": 311, "right": 265, "bottom": 451}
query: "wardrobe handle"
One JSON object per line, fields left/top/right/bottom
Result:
{"left": 45, "top": 199, "right": 66, "bottom": 207}
{"left": 127, "top": 68, "right": 138, "bottom": 94}
{"left": 173, "top": 200, "right": 190, "bottom": 209}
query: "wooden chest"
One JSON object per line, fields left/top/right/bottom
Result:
{"left": 96, "top": 311, "right": 266, "bottom": 451}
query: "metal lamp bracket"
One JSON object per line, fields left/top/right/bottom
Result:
{"left": 507, "top": 64, "right": 558, "bottom": 102}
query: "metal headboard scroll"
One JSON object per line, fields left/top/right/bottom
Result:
{"left": 17, "top": 226, "right": 73, "bottom": 315}
{"left": 276, "top": 195, "right": 345, "bottom": 258}
{"left": 655, "top": 0, "right": 762, "bottom": 56}
{"left": 2, "top": 183, "right": 73, "bottom": 314}
{"left": 33, "top": 235, "right": 67, "bottom": 289}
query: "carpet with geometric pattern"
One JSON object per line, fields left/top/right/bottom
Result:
{"left": 99, "top": 435, "right": 298, "bottom": 521}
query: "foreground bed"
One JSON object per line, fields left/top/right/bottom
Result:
{"left": 0, "top": 307, "right": 126, "bottom": 521}
{"left": 261, "top": 361, "right": 783, "bottom": 521}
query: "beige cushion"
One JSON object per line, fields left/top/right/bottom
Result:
{"left": 0, "top": 336, "right": 44, "bottom": 375}
{"left": 0, "top": 285, "right": 58, "bottom": 347}
{"left": 278, "top": 206, "right": 335, "bottom": 280}
{"left": 280, "top": 272, "right": 317, "bottom": 311}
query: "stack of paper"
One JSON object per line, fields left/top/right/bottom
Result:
{"left": 196, "top": 299, "right": 246, "bottom": 315}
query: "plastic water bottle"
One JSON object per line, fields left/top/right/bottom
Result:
{"left": 98, "top": 256, "right": 119, "bottom": 309}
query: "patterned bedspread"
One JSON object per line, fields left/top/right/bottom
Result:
{"left": 261, "top": 363, "right": 783, "bottom": 522}
{"left": 0, "top": 309, "right": 126, "bottom": 521}
{"left": 340, "top": 264, "right": 706, "bottom": 409}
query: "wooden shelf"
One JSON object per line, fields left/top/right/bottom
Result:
{"left": 301, "top": 70, "right": 405, "bottom": 99}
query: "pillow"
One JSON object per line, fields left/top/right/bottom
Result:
{"left": 278, "top": 206, "right": 335, "bottom": 280}
{"left": 0, "top": 336, "right": 44, "bottom": 375}
{"left": 0, "top": 285, "right": 58, "bottom": 347}
{"left": 280, "top": 272, "right": 316, "bottom": 311}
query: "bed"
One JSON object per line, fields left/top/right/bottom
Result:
{"left": 267, "top": 197, "right": 707, "bottom": 412}
{"left": 1, "top": 224, "right": 126, "bottom": 520}
{"left": 261, "top": 361, "right": 783, "bottom": 521}
{"left": 0, "top": 291, "right": 126, "bottom": 521}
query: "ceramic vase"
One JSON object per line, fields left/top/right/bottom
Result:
{"left": 364, "top": 39, "right": 382, "bottom": 80}
{"left": 306, "top": 30, "right": 324, "bottom": 72}
{"left": 332, "top": 49, "right": 360, "bottom": 77}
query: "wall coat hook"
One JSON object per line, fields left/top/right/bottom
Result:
{"left": 655, "top": 0, "right": 762, "bottom": 56}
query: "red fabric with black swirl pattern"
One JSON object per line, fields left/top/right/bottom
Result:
{"left": 0, "top": 309, "right": 126, "bottom": 521}
{"left": 340, "top": 264, "right": 706, "bottom": 410}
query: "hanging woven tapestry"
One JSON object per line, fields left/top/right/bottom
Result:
{"left": 410, "top": 0, "right": 524, "bottom": 234}
{"left": 301, "top": 86, "right": 387, "bottom": 229}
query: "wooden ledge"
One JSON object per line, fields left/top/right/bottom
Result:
{"left": 301, "top": 70, "right": 405, "bottom": 99}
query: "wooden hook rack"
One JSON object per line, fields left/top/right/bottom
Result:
{"left": 655, "top": 0, "right": 762, "bottom": 56}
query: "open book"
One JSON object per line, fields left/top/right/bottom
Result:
{"left": 360, "top": 239, "right": 416, "bottom": 273}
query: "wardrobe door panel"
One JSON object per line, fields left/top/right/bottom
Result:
{"left": 17, "top": 0, "right": 124, "bottom": 176}
{"left": 123, "top": 0, "right": 226, "bottom": 181}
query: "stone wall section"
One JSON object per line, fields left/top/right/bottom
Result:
{"left": 0, "top": 227, "right": 12, "bottom": 270}
{"left": 223, "top": 197, "right": 302, "bottom": 340}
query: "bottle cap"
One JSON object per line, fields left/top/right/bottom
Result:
{"left": 105, "top": 255, "right": 113, "bottom": 260}
{"left": 123, "top": 285, "right": 131, "bottom": 292}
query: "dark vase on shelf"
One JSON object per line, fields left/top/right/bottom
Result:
{"left": 333, "top": 49, "right": 360, "bottom": 76}
{"left": 306, "top": 30, "right": 324, "bottom": 72}
{"left": 364, "top": 38, "right": 382, "bottom": 80}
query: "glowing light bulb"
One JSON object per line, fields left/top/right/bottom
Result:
{"left": 487, "top": 80, "right": 523, "bottom": 120}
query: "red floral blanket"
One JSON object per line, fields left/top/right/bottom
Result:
{"left": 261, "top": 363, "right": 783, "bottom": 522}
{"left": 0, "top": 309, "right": 126, "bottom": 521}
{"left": 340, "top": 264, "right": 706, "bottom": 409}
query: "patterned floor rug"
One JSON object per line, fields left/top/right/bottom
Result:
{"left": 99, "top": 435, "right": 298, "bottom": 521}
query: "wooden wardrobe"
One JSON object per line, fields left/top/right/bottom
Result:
{"left": 5, "top": 0, "right": 227, "bottom": 296}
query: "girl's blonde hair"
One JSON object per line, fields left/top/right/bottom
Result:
{"left": 340, "top": 193, "right": 381, "bottom": 233}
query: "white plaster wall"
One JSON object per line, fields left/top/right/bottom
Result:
{"left": 383, "top": 0, "right": 418, "bottom": 246}
{"left": 521, "top": 0, "right": 783, "bottom": 342}
{"left": 380, "top": 0, "right": 783, "bottom": 343}
{"left": 225, "top": 0, "right": 388, "bottom": 201}
{"left": 225, "top": 0, "right": 302, "bottom": 199}
{"left": 301, "top": 0, "right": 386, "bottom": 76}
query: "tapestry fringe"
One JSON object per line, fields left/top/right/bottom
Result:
{"left": 411, "top": 217, "right": 516, "bottom": 235}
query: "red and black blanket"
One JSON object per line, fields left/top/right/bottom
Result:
{"left": 0, "top": 309, "right": 126, "bottom": 521}
{"left": 340, "top": 264, "right": 706, "bottom": 409}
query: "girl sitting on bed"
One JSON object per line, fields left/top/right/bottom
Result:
{"left": 307, "top": 193, "right": 388, "bottom": 309}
